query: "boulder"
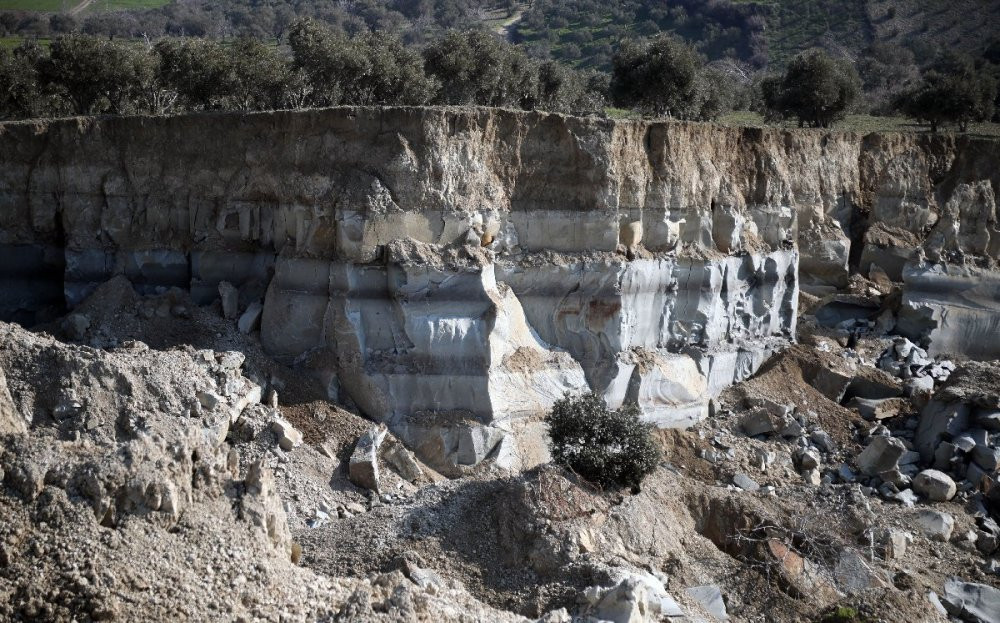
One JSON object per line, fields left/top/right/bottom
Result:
{"left": 915, "top": 401, "right": 971, "bottom": 462}
{"left": 856, "top": 436, "right": 906, "bottom": 476}
{"left": 350, "top": 425, "right": 388, "bottom": 492}
{"left": 732, "top": 473, "right": 760, "bottom": 492}
{"left": 912, "top": 469, "right": 957, "bottom": 502}
{"left": 913, "top": 510, "right": 955, "bottom": 542}
{"left": 810, "top": 429, "right": 837, "bottom": 453}
{"left": 941, "top": 581, "right": 1000, "bottom": 623}
{"left": 584, "top": 573, "right": 685, "bottom": 622}
{"left": 972, "top": 445, "right": 1000, "bottom": 472}
{"left": 382, "top": 440, "right": 424, "bottom": 482}
{"left": 740, "top": 407, "right": 789, "bottom": 437}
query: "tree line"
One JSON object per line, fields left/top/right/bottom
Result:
{"left": 0, "top": 21, "right": 607, "bottom": 119}
{"left": 0, "top": 22, "right": 996, "bottom": 133}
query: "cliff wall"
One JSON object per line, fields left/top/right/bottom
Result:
{"left": 1, "top": 107, "right": 997, "bottom": 469}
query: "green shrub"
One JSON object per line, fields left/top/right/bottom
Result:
{"left": 547, "top": 393, "right": 660, "bottom": 491}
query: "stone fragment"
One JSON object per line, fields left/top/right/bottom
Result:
{"left": 933, "top": 441, "right": 957, "bottom": 471}
{"left": 977, "top": 410, "right": 1000, "bottom": 432}
{"left": 810, "top": 430, "right": 836, "bottom": 453}
{"left": 218, "top": 281, "right": 239, "bottom": 319}
{"left": 892, "top": 488, "right": 918, "bottom": 507}
{"left": 271, "top": 416, "right": 303, "bottom": 452}
{"left": 905, "top": 375, "right": 935, "bottom": 396}
{"left": 913, "top": 510, "right": 955, "bottom": 541}
{"left": 238, "top": 302, "right": 263, "bottom": 335}
{"left": 837, "top": 464, "right": 856, "bottom": 483}
{"left": 382, "top": 441, "right": 424, "bottom": 482}
{"left": 585, "top": 573, "right": 685, "bottom": 622}
{"left": 196, "top": 390, "right": 222, "bottom": 411}
{"left": 741, "top": 408, "right": 785, "bottom": 437}
{"left": 977, "top": 530, "right": 999, "bottom": 555}
{"left": 898, "top": 450, "right": 921, "bottom": 465}
{"left": 834, "top": 548, "right": 887, "bottom": 593}
{"left": 0, "top": 365, "right": 25, "bottom": 435}
{"left": 916, "top": 401, "right": 970, "bottom": 462}
{"left": 685, "top": 585, "right": 728, "bottom": 621}
{"left": 802, "top": 468, "right": 822, "bottom": 486}
{"left": 940, "top": 581, "right": 1000, "bottom": 623}
{"left": 349, "top": 425, "right": 387, "bottom": 492}
{"left": 881, "top": 529, "right": 910, "bottom": 560}
{"left": 879, "top": 469, "right": 909, "bottom": 489}
{"left": 856, "top": 436, "right": 906, "bottom": 476}
{"left": 732, "top": 473, "right": 760, "bottom": 492}
{"left": 968, "top": 461, "right": 989, "bottom": 489}
{"left": 797, "top": 448, "right": 820, "bottom": 470}
{"left": 972, "top": 445, "right": 1000, "bottom": 471}
{"left": 847, "top": 397, "right": 905, "bottom": 421}
{"left": 912, "top": 469, "right": 957, "bottom": 501}
{"left": 216, "top": 351, "right": 245, "bottom": 371}
{"left": 954, "top": 434, "right": 978, "bottom": 453}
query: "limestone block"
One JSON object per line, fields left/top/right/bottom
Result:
{"left": 350, "top": 426, "right": 387, "bottom": 491}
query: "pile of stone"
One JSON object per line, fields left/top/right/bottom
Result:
{"left": 915, "top": 362, "right": 999, "bottom": 467}
{"left": 849, "top": 361, "right": 1000, "bottom": 526}
{"left": 738, "top": 397, "right": 840, "bottom": 486}
{"left": 877, "top": 337, "right": 955, "bottom": 393}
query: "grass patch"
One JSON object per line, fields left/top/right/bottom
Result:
{"left": 0, "top": 35, "right": 51, "bottom": 48}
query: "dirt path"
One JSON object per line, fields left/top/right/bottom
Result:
{"left": 495, "top": 4, "right": 525, "bottom": 40}
{"left": 69, "top": 0, "right": 96, "bottom": 17}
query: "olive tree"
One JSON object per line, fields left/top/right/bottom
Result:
{"left": 289, "top": 18, "right": 435, "bottom": 107}
{"left": 423, "top": 30, "right": 538, "bottom": 109}
{"left": 610, "top": 35, "right": 703, "bottom": 118}
{"left": 899, "top": 52, "right": 997, "bottom": 132}
{"left": 41, "top": 36, "right": 155, "bottom": 115}
{"left": 0, "top": 42, "right": 42, "bottom": 119}
{"left": 762, "top": 49, "right": 860, "bottom": 128}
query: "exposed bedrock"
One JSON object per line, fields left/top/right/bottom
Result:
{"left": 1, "top": 107, "right": 998, "bottom": 464}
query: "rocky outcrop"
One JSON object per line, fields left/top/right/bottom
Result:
{"left": 1, "top": 107, "right": 998, "bottom": 467}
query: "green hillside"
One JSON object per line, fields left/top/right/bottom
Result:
{"left": 1, "top": 0, "right": 998, "bottom": 70}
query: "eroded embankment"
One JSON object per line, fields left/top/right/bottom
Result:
{"left": 0, "top": 107, "right": 997, "bottom": 469}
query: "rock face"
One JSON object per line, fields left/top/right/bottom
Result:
{"left": 1, "top": 108, "right": 998, "bottom": 466}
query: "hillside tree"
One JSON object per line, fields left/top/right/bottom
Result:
{"left": 899, "top": 52, "right": 997, "bottom": 132}
{"left": 762, "top": 49, "right": 860, "bottom": 128}
{"left": 41, "top": 36, "right": 155, "bottom": 115}
{"left": 610, "top": 35, "right": 703, "bottom": 118}
{"left": 423, "top": 30, "right": 538, "bottom": 109}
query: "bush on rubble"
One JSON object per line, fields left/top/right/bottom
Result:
{"left": 546, "top": 393, "right": 660, "bottom": 491}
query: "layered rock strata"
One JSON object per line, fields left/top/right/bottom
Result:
{"left": 0, "top": 107, "right": 997, "bottom": 466}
